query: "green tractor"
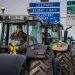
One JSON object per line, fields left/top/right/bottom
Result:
{"left": 41, "top": 23, "right": 72, "bottom": 75}
{"left": 0, "top": 15, "right": 54, "bottom": 75}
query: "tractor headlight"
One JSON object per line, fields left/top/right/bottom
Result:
{"left": 31, "top": 46, "right": 34, "bottom": 50}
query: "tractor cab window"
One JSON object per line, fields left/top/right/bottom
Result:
{"left": 9, "top": 25, "right": 27, "bottom": 44}
{"left": 28, "top": 21, "right": 42, "bottom": 45}
{"left": 42, "top": 24, "right": 63, "bottom": 45}
{"left": 47, "top": 24, "right": 63, "bottom": 44}
{"left": 1, "top": 20, "right": 42, "bottom": 46}
{"left": 2, "top": 23, "right": 27, "bottom": 45}
{"left": 3, "top": 21, "right": 42, "bottom": 46}
{"left": 48, "top": 25, "right": 59, "bottom": 39}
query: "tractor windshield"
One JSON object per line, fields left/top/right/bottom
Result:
{"left": 42, "top": 23, "right": 63, "bottom": 45}
{"left": 8, "top": 21, "right": 42, "bottom": 45}
{"left": 48, "top": 25, "right": 59, "bottom": 39}
{"left": 28, "top": 21, "right": 42, "bottom": 45}
{"left": 1, "top": 20, "right": 42, "bottom": 46}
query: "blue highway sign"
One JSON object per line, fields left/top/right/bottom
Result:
{"left": 29, "top": 8, "right": 60, "bottom": 13}
{"left": 30, "top": 13, "right": 60, "bottom": 23}
{"left": 30, "top": 2, "right": 60, "bottom": 7}
{"left": 29, "top": 2, "right": 60, "bottom": 23}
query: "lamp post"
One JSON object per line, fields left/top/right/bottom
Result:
{"left": 27, "top": 6, "right": 30, "bottom": 15}
{"left": 1, "top": 7, "right": 5, "bottom": 20}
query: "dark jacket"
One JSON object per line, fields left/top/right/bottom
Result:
{"left": 10, "top": 31, "right": 27, "bottom": 42}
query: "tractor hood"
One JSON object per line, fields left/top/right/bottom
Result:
{"left": 51, "top": 42, "right": 68, "bottom": 52}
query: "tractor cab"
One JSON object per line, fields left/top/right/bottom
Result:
{"left": 0, "top": 15, "right": 42, "bottom": 54}
{"left": 42, "top": 23, "right": 63, "bottom": 45}
{"left": 42, "top": 23, "right": 69, "bottom": 52}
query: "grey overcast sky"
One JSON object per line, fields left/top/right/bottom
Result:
{"left": 0, "top": 0, "right": 29, "bottom": 15}
{"left": 0, "top": 0, "right": 66, "bottom": 16}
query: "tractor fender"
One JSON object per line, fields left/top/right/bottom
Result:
{"left": 0, "top": 54, "right": 26, "bottom": 75}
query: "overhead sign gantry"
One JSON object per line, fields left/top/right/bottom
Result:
{"left": 29, "top": 2, "right": 60, "bottom": 23}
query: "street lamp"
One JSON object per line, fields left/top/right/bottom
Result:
{"left": 26, "top": 6, "right": 30, "bottom": 15}
{"left": 1, "top": 7, "right": 5, "bottom": 20}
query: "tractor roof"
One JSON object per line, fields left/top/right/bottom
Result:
{"left": 0, "top": 15, "right": 42, "bottom": 25}
{"left": 41, "top": 22, "right": 63, "bottom": 29}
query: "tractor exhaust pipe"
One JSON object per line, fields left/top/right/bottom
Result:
{"left": 64, "top": 26, "right": 72, "bottom": 43}
{"left": 65, "top": 26, "right": 72, "bottom": 31}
